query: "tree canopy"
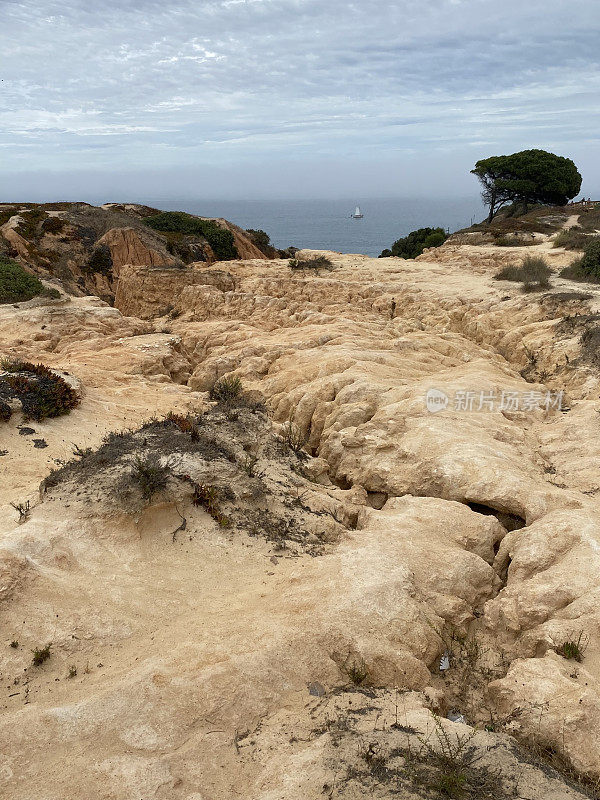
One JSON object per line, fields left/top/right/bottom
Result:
{"left": 471, "top": 149, "right": 582, "bottom": 222}
{"left": 379, "top": 227, "right": 447, "bottom": 259}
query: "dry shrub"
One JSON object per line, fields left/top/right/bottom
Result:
{"left": 494, "top": 256, "right": 552, "bottom": 291}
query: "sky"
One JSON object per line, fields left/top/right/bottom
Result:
{"left": 1, "top": 0, "right": 599, "bottom": 202}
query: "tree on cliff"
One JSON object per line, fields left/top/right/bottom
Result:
{"left": 379, "top": 227, "right": 447, "bottom": 259}
{"left": 471, "top": 149, "right": 582, "bottom": 222}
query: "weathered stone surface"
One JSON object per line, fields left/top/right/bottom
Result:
{"left": 2, "top": 228, "right": 600, "bottom": 797}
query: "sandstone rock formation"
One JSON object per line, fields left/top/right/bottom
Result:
{"left": 0, "top": 203, "right": 274, "bottom": 302}
{"left": 1, "top": 219, "right": 600, "bottom": 798}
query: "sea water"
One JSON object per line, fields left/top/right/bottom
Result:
{"left": 153, "top": 196, "right": 486, "bottom": 258}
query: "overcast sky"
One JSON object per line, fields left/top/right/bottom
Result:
{"left": 1, "top": 0, "right": 598, "bottom": 201}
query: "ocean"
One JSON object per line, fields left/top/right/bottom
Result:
{"left": 153, "top": 197, "right": 486, "bottom": 258}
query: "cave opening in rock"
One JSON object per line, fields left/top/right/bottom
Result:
{"left": 465, "top": 501, "right": 526, "bottom": 532}
{"left": 366, "top": 491, "right": 388, "bottom": 510}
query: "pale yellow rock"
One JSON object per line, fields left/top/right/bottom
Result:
{"left": 2, "top": 231, "right": 600, "bottom": 796}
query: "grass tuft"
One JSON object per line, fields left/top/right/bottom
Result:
{"left": 494, "top": 255, "right": 552, "bottom": 291}
{"left": 32, "top": 643, "right": 51, "bottom": 666}
{"left": 130, "top": 455, "right": 170, "bottom": 500}
{"left": 556, "top": 631, "right": 588, "bottom": 662}
{"left": 289, "top": 255, "right": 334, "bottom": 271}
{"left": 209, "top": 376, "right": 244, "bottom": 404}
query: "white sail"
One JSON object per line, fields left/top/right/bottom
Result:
{"left": 353, "top": 205, "right": 363, "bottom": 218}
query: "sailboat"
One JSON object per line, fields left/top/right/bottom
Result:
{"left": 352, "top": 205, "right": 364, "bottom": 219}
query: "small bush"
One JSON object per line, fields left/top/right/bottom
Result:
{"left": 41, "top": 216, "right": 67, "bottom": 235}
{"left": 32, "top": 643, "right": 51, "bottom": 666}
{"left": 190, "top": 482, "right": 230, "bottom": 526}
{"left": 0, "top": 398, "right": 11, "bottom": 422}
{"left": 418, "top": 715, "right": 478, "bottom": 798}
{"left": 578, "top": 238, "right": 600, "bottom": 280}
{"left": 68, "top": 665, "right": 77, "bottom": 678}
{"left": 344, "top": 656, "right": 369, "bottom": 685}
{"left": 281, "top": 420, "right": 309, "bottom": 455}
{"left": 144, "top": 211, "right": 238, "bottom": 260}
{"left": 166, "top": 412, "right": 200, "bottom": 441}
{"left": 379, "top": 227, "right": 447, "bottom": 259}
{"left": 130, "top": 455, "right": 170, "bottom": 500}
{"left": 553, "top": 228, "right": 595, "bottom": 251}
{"left": 556, "top": 632, "right": 588, "bottom": 662}
{"left": 0, "top": 257, "right": 46, "bottom": 303}
{"left": 85, "top": 244, "right": 113, "bottom": 276}
{"left": 10, "top": 640, "right": 18, "bottom": 648}
{"left": 1, "top": 359, "right": 80, "bottom": 421}
{"left": 0, "top": 207, "right": 18, "bottom": 227}
{"left": 209, "top": 376, "right": 243, "bottom": 404}
{"left": 246, "top": 228, "right": 277, "bottom": 256}
{"left": 494, "top": 235, "right": 537, "bottom": 247}
{"left": 494, "top": 255, "right": 552, "bottom": 291}
{"left": 246, "top": 228, "right": 271, "bottom": 249}
{"left": 289, "top": 255, "right": 333, "bottom": 271}
{"left": 10, "top": 500, "right": 30, "bottom": 522}
{"left": 16, "top": 209, "right": 47, "bottom": 239}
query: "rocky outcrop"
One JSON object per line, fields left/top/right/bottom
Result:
{"left": 97, "top": 227, "right": 177, "bottom": 275}
{"left": 0, "top": 203, "right": 273, "bottom": 302}
{"left": 114, "top": 263, "right": 237, "bottom": 318}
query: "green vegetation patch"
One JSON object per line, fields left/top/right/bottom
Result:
{"left": 494, "top": 255, "right": 552, "bottom": 291}
{"left": 85, "top": 244, "right": 113, "bottom": 276}
{"left": 553, "top": 228, "right": 597, "bottom": 251}
{"left": 380, "top": 227, "right": 447, "bottom": 259}
{"left": 41, "top": 216, "right": 67, "bottom": 235}
{"left": 561, "top": 239, "right": 600, "bottom": 283}
{"left": 0, "top": 257, "right": 46, "bottom": 303}
{"left": 0, "top": 207, "right": 18, "bottom": 227}
{"left": 289, "top": 255, "right": 334, "bottom": 271}
{"left": 1, "top": 359, "right": 80, "bottom": 421}
{"left": 144, "top": 211, "right": 238, "bottom": 261}
{"left": 15, "top": 208, "right": 48, "bottom": 239}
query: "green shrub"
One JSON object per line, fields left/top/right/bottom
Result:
{"left": 556, "top": 632, "right": 588, "bottom": 662}
{"left": 32, "top": 644, "right": 51, "bottom": 666}
{"left": 0, "top": 398, "right": 11, "bottom": 422}
{"left": 0, "top": 257, "right": 46, "bottom": 303}
{"left": 494, "top": 256, "right": 552, "bottom": 291}
{"left": 143, "top": 211, "right": 238, "bottom": 260}
{"left": 130, "top": 455, "right": 170, "bottom": 500}
{"left": 16, "top": 208, "right": 47, "bottom": 239}
{"left": 41, "top": 217, "right": 67, "bottom": 235}
{"left": 1, "top": 359, "right": 80, "bottom": 421}
{"left": 85, "top": 244, "right": 113, "bottom": 276}
{"left": 578, "top": 238, "right": 600, "bottom": 280}
{"left": 553, "top": 228, "right": 594, "bottom": 251}
{"left": 0, "top": 207, "right": 18, "bottom": 227}
{"left": 494, "top": 235, "right": 538, "bottom": 247}
{"left": 379, "top": 227, "right": 447, "bottom": 259}
{"left": 209, "top": 375, "right": 243, "bottom": 404}
{"left": 289, "top": 255, "right": 333, "bottom": 270}
{"left": 246, "top": 229, "right": 270, "bottom": 248}
{"left": 191, "top": 482, "right": 230, "bottom": 526}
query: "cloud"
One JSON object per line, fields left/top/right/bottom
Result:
{"left": 1, "top": 0, "right": 599, "bottom": 197}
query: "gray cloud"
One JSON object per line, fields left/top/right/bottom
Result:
{"left": 1, "top": 0, "right": 598, "bottom": 199}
